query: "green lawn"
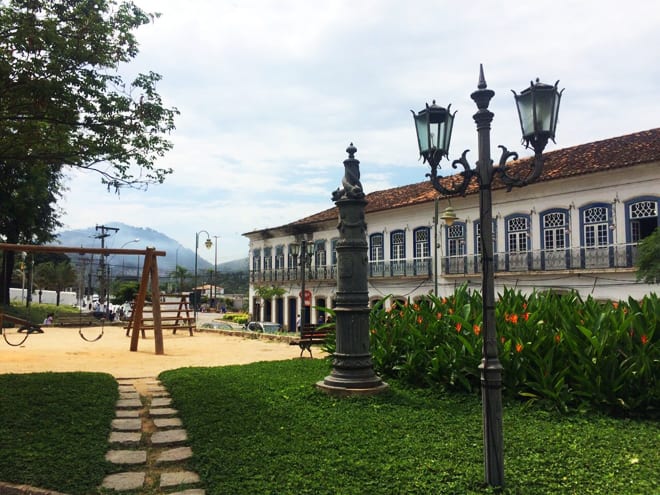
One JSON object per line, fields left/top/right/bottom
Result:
{"left": 0, "top": 372, "right": 117, "bottom": 494}
{"left": 161, "top": 359, "right": 659, "bottom": 495}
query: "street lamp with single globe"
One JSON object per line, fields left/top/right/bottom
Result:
{"left": 411, "top": 64, "right": 562, "bottom": 488}
{"left": 193, "top": 231, "right": 213, "bottom": 321}
{"left": 289, "top": 239, "right": 315, "bottom": 331}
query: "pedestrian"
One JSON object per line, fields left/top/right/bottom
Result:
{"left": 43, "top": 313, "right": 54, "bottom": 325}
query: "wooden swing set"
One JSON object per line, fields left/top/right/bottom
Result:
{"left": 0, "top": 242, "right": 174, "bottom": 355}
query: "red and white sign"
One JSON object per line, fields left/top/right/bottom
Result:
{"left": 299, "top": 290, "right": 312, "bottom": 306}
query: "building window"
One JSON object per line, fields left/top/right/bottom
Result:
{"left": 391, "top": 230, "right": 405, "bottom": 275}
{"left": 315, "top": 240, "right": 327, "bottom": 267}
{"left": 446, "top": 222, "right": 466, "bottom": 274}
{"left": 288, "top": 244, "right": 296, "bottom": 269}
{"left": 370, "top": 233, "right": 384, "bottom": 276}
{"left": 252, "top": 248, "right": 261, "bottom": 272}
{"left": 583, "top": 206, "right": 609, "bottom": 248}
{"left": 274, "top": 245, "right": 284, "bottom": 270}
{"left": 629, "top": 199, "right": 658, "bottom": 242}
{"left": 580, "top": 203, "right": 612, "bottom": 269}
{"left": 506, "top": 215, "right": 530, "bottom": 271}
{"left": 541, "top": 209, "right": 569, "bottom": 270}
{"left": 331, "top": 239, "right": 338, "bottom": 266}
{"left": 263, "top": 247, "right": 272, "bottom": 271}
{"left": 413, "top": 227, "right": 431, "bottom": 275}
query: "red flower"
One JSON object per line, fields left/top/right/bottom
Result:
{"left": 515, "top": 343, "right": 523, "bottom": 353}
{"left": 554, "top": 333, "right": 561, "bottom": 344}
{"left": 473, "top": 324, "right": 481, "bottom": 336}
{"left": 523, "top": 312, "right": 530, "bottom": 322}
{"left": 641, "top": 335, "right": 649, "bottom": 345}
{"left": 413, "top": 304, "right": 420, "bottom": 311}
{"left": 500, "top": 336, "right": 506, "bottom": 344}
{"left": 455, "top": 322, "right": 462, "bottom": 332}
{"left": 522, "top": 303, "right": 528, "bottom": 310}
{"left": 417, "top": 316, "right": 423, "bottom": 324}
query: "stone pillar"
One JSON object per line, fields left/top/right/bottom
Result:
{"left": 317, "top": 144, "right": 388, "bottom": 396}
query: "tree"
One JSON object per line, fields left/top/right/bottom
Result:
{"left": 34, "top": 260, "right": 78, "bottom": 306}
{"left": 0, "top": 0, "right": 179, "bottom": 190}
{"left": 636, "top": 228, "right": 660, "bottom": 284}
{"left": 0, "top": 0, "right": 178, "bottom": 304}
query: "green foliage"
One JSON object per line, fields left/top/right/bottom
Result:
{"left": 253, "top": 284, "right": 286, "bottom": 300}
{"left": 363, "top": 286, "right": 658, "bottom": 416}
{"left": 636, "top": 227, "right": 660, "bottom": 283}
{"left": 221, "top": 312, "right": 249, "bottom": 325}
{"left": 111, "top": 280, "right": 139, "bottom": 304}
{"left": 2, "top": 301, "right": 80, "bottom": 326}
{"left": 160, "top": 361, "right": 659, "bottom": 495}
{"left": 0, "top": 372, "right": 118, "bottom": 494}
{"left": 33, "top": 260, "right": 78, "bottom": 305}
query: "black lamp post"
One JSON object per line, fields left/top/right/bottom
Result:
{"left": 194, "top": 230, "right": 213, "bottom": 321}
{"left": 290, "top": 239, "right": 315, "bottom": 331}
{"left": 412, "top": 65, "right": 562, "bottom": 488}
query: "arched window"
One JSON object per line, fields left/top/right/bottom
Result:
{"left": 541, "top": 209, "right": 569, "bottom": 270}
{"left": 369, "top": 233, "right": 384, "bottom": 276}
{"left": 413, "top": 227, "right": 431, "bottom": 275}
{"left": 446, "top": 222, "right": 466, "bottom": 274}
{"left": 391, "top": 229, "right": 406, "bottom": 275}
{"left": 626, "top": 197, "right": 658, "bottom": 243}
{"left": 474, "top": 220, "right": 498, "bottom": 273}
{"left": 579, "top": 203, "right": 612, "bottom": 268}
{"left": 505, "top": 214, "right": 530, "bottom": 271}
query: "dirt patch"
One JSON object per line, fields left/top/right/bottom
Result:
{"left": 0, "top": 326, "right": 314, "bottom": 378}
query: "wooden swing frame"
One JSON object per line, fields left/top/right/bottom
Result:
{"left": 0, "top": 243, "right": 167, "bottom": 355}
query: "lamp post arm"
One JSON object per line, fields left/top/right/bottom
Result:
{"left": 494, "top": 146, "right": 545, "bottom": 191}
{"left": 427, "top": 149, "right": 475, "bottom": 197}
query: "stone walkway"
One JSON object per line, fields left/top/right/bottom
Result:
{"left": 100, "top": 378, "right": 205, "bottom": 494}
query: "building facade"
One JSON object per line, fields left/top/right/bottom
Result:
{"left": 244, "top": 129, "right": 660, "bottom": 331}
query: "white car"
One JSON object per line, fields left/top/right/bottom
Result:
{"left": 245, "top": 321, "right": 282, "bottom": 333}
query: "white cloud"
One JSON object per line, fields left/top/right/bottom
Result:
{"left": 58, "top": 0, "right": 660, "bottom": 262}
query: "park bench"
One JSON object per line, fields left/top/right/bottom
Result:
{"left": 54, "top": 313, "right": 106, "bottom": 327}
{"left": 290, "top": 324, "right": 333, "bottom": 358}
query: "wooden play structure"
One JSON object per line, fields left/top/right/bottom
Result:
{"left": 124, "top": 293, "right": 194, "bottom": 339}
{"left": 0, "top": 243, "right": 174, "bottom": 355}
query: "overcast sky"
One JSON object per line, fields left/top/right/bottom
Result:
{"left": 58, "top": 0, "right": 660, "bottom": 263}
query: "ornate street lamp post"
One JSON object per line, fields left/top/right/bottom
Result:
{"left": 289, "top": 239, "right": 315, "bottom": 331}
{"left": 317, "top": 144, "right": 388, "bottom": 395}
{"left": 412, "top": 65, "right": 563, "bottom": 487}
{"left": 194, "top": 230, "right": 213, "bottom": 322}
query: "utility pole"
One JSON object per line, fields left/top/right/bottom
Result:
{"left": 94, "top": 224, "right": 119, "bottom": 315}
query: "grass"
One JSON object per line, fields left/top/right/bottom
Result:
{"left": 160, "top": 359, "right": 660, "bottom": 495}
{"left": 0, "top": 372, "right": 118, "bottom": 494}
{"left": 0, "top": 362, "right": 657, "bottom": 494}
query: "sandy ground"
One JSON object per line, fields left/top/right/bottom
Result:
{"left": 0, "top": 325, "right": 308, "bottom": 378}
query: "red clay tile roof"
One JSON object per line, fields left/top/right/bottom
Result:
{"left": 252, "top": 128, "right": 660, "bottom": 235}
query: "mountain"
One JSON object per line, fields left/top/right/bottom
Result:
{"left": 55, "top": 222, "right": 248, "bottom": 276}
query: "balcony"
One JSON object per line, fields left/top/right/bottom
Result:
{"left": 249, "top": 243, "right": 640, "bottom": 284}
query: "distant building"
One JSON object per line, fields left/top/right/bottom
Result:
{"left": 245, "top": 129, "right": 660, "bottom": 331}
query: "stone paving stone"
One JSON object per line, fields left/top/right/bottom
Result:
{"left": 152, "top": 429, "right": 188, "bottom": 445}
{"left": 155, "top": 446, "right": 193, "bottom": 464}
{"left": 112, "top": 418, "right": 142, "bottom": 431}
{"left": 116, "top": 409, "right": 140, "bottom": 418}
{"left": 119, "top": 390, "right": 140, "bottom": 400}
{"left": 150, "top": 389, "right": 170, "bottom": 397}
{"left": 168, "top": 490, "right": 205, "bottom": 495}
{"left": 108, "top": 431, "right": 141, "bottom": 445}
{"left": 101, "top": 472, "right": 145, "bottom": 491}
{"left": 105, "top": 450, "right": 148, "bottom": 465}
{"left": 116, "top": 398, "right": 142, "bottom": 409}
{"left": 151, "top": 397, "right": 172, "bottom": 407}
{"left": 160, "top": 471, "right": 200, "bottom": 488}
{"left": 153, "top": 417, "right": 182, "bottom": 429}
{"left": 150, "top": 407, "right": 178, "bottom": 416}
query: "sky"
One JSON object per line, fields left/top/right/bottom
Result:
{"left": 58, "top": 0, "right": 660, "bottom": 264}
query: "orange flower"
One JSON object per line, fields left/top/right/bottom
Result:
{"left": 473, "top": 324, "right": 481, "bottom": 336}
{"left": 370, "top": 328, "right": 376, "bottom": 335}
{"left": 554, "top": 333, "right": 561, "bottom": 344}
{"left": 612, "top": 301, "right": 619, "bottom": 309}
{"left": 523, "top": 312, "right": 530, "bottom": 322}
{"left": 413, "top": 304, "right": 420, "bottom": 311}
{"left": 515, "top": 343, "right": 523, "bottom": 353}
{"left": 455, "top": 322, "right": 462, "bottom": 332}
{"left": 522, "top": 303, "right": 528, "bottom": 310}
{"left": 442, "top": 297, "right": 447, "bottom": 304}
{"left": 436, "top": 312, "right": 443, "bottom": 320}
{"left": 399, "top": 311, "right": 404, "bottom": 318}
{"left": 641, "top": 334, "right": 649, "bottom": 345}
{"left": 448, "top": 308, "right": 454, "bottom": 315}
{"left": 500, "top": 336, "right": 506, "bottom": 344}
{"left": 417, "top": 316, "right": 423, "bottom": 324}
{"left": 505, "top": 313, "right": 519, "bottom": 324}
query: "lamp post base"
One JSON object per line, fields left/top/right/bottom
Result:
{"left": 317, "top": 352, "right": 388, "bottom": 397}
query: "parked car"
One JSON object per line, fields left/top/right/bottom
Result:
{"left": 245, "top": 321, "right": 282, "bottom": 333}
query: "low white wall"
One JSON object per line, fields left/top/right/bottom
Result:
{"left": 10, "top": 288, "right": 78, "bottom": 306}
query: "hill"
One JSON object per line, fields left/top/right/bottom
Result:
{"left": 55, "top": 222, "right": 248, "bottom": 276}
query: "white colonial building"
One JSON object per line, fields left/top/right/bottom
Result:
{"left": 245, "top": 129, "right": 660, "bottom": 331}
